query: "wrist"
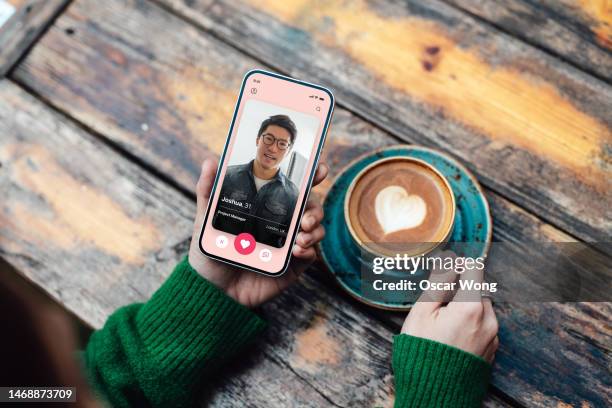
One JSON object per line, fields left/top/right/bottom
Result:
{"left": 186, "top": 253, "right": 234, "bottom": 293}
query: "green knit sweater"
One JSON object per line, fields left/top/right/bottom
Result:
{"left": 84, "top": 257, "right": 490, "bottom": 407}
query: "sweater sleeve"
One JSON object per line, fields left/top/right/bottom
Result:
{"left": 392, "top": 334, "right": 491, "bottom": 408}
{"left": 84, "top": 256, "right": 267, "bottom": 408}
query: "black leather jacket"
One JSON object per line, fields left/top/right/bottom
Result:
{"left": 212, "top": 160, "right": 299, "bottom": 248}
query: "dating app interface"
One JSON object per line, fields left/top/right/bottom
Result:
{"left": 201, "top": 71, "right": 333, "bottom": 274}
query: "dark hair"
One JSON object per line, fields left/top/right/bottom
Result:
{"left": 257, "top": 115, "right": 297, "bottom": 145}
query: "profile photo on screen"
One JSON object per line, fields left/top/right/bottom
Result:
{"left": 212, "top": 100, "right": 319, "bottom": 248}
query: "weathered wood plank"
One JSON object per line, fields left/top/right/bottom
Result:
{"left": 0, "top": 81, "right": 194, "bottom": 328}
{"left": 8, "top": 0, "right": 611, "bottom": 405}
{"left": 0, "top": 80, "right": 512, "bottom": 407}
{"left": 152, "top": 0, "right": 612, "bottom": 244}
{"left": 444, "top": 0, "right": 612, "bottom": 82}
{"left": 0, "top": 0, "right": 68, "bottom": 77}
{"left": 14, "top": 0, "right": 239, "bottom": 191}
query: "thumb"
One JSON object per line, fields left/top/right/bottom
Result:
{"left": 196, "top": 158, "right": 219, "bottom": 215}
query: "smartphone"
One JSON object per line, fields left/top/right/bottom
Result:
{"left": 198, "top": 69, "right": 335, "bottom": 276}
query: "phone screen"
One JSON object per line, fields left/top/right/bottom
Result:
{"left": 199, "top": 70, "right": 334, "bottom": 275}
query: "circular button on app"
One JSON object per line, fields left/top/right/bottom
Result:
{"left": 234, "top": 232, "right": 256, "bottom": 255}
{"left": 215, "top": 235, "right": 229, "bottom": 249}
{"left": 259, "top": 249, "right": 272, "bottom": 262}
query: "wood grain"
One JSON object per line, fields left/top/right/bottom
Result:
{"left": 0, "top": 80, "right": 195, "bottom": 328}
{"left": 0, "top": 0, "right": 68, "bottom": 77}
{"left": 0, "top": 79, "right": 512, "bottom": 407}
{"left": 153, "top": 0, "right": 612, "bottom": 244}
{"left": 444, "top": 0, "right": 612, "bottom": 82}
{"left": 7, "top": 0, "right": 611, "bottom": 405}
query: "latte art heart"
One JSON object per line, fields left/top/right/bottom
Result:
{"left": 374, "top": 186, "right": 427, "bottom": 235}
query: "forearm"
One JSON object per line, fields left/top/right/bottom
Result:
{"left": 83, "top": 256, "right": 266, "bottom": 407}
{"left": 393, "top": 334, "right": 491, "bottom": 408}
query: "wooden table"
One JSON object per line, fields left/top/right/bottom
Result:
{"left": 1, "top": 0, "right": 610, "bottom": 406}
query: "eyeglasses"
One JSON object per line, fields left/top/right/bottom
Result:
{"left": 261, "top": 133, "right": 291, "bottom": 150}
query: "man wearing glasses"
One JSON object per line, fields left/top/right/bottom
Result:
{"left": 213, "top": 115, "right": 300, "bottom": 248}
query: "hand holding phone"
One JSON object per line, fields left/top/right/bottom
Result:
{"left": 188, "top": 158, "right": 328, "bottom": 307}
{"left": 198, "top": 70, "right": 334, "bottom": 276}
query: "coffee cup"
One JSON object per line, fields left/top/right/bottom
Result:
{"left": 344, "top": 156, "right": 455, "bottom": 259}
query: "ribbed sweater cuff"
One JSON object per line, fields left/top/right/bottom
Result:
{"left": 135, "top": 256, "right": 267, "bottom": 383}
{"left": 392, "top": 334, "right": 491, "bottom": 408}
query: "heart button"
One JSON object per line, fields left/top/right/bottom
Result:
{"left": 234, "top": 232, "right": 256, "bottom": 255}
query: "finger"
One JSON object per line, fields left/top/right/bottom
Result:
{"left": 276, "top": 248, "right": 316, "bottom": 289}
{"left": 483, "top": 346, "right": 494, "bottom": 363}
{"left": 492, "top": 335, "right": 500, "bottom": 352}
{"left": 482, "top": 296, "right": 494, "bottom": 315}
{"left": 292, "top": 245, "right": 317, "bottom": 262}
{"left": 296, "top": 225, "right": 326, "bottom": 248}
{"left": 274, "top": 268, "right": 302, "bottom": 292}
{"left": 301, "top": 201, "right": 324, "bottom": 232}
{"left": 303, "top": 194, "right": 321, "bottom": 212}
{"left": 288, "top": 245, "right": 317, "bottom": 279}
{"left": 312, "top": 162, "right": 329, "bottom": 187}
{"left": 483, "top": 335, "right": 499, "bottom": 363}
{"left": 413, "top": 250, "right": 459, "bottom": 314}
{"left": 482, "top": 297, "right": 499, "bottom": 337}
{"left": 196, "top": 158, "right": 219, "bottom": 214}
{"left": 452, "top": 253, "right": 485, "bottom": 303}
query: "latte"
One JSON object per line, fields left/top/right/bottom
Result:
{"left": 345, "top": 158, "right": 455, "bottom": 257}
